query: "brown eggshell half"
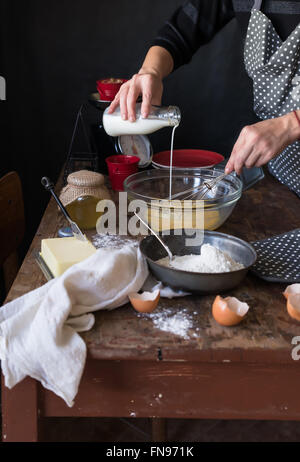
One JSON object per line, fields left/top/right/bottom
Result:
{"left": 286, "top": 294, "right": 300, "bottom": 321}
{"left": 129, "top": 289, "right": 160, "bottom": 313}
{"left": 212, "top": 295, "right": 249, "bottom": 327}
{"left": 283, "top": 283, "right": 300, "bottom": 300}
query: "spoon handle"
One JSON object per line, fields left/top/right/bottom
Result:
{"left": 134, "top": 211, "right": 173, "bottom": 260}
{"left": 41, "top": 176, "right": 71, "bottom": 222}
{"left": 41, "top": 176, "right": 87, "bottom": 242}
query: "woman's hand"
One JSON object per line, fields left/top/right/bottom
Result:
{"left": 107, "top": 46, "right": 173, "bottom": 122}
{"left": 107, "top": 70, "right": 163, "bottom": 121}
{"left": 225, "top": 112, "right": 300, "bottom": 175}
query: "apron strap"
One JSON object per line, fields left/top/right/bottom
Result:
{"left": 253, "top": 0, "right": 262, "bottom": 10}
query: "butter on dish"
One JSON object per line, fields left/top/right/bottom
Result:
{"left": 40, "top": 237, "right": 96, "bottom": 277}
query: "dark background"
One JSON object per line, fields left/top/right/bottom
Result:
{"left": 0, "top": 0, "right": 257, "bottom": 257}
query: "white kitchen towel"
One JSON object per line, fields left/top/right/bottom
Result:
{"left": 0, "top": 244, "right": 148, "bottom": 407}
{"left": 142, "top": 273, "right": 190, "bottom": 298}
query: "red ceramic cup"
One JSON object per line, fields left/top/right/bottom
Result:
{"left": 96, "top": 78, "right": 127, "bottom": 101}
{"left": 106, "top": 155, "right": 140, "bottom": 191}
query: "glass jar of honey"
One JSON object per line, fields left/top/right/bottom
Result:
{"left": 59, "top": 170, "right": 111, "bottom": 230}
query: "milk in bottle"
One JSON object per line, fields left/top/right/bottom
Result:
{"left": 103, "top": 103, "right": 181, "bottom": 136}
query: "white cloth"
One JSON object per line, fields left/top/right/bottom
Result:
{"left": 0, "top": 244, "right": 148, "bottom": 407}
{"left": 142, "top": 273, "right": 190, "bottom": 298}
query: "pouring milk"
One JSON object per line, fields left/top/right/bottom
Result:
{"left": 103, "top": 103, "right": 180, "bottom": 136}
{"left": 103, "top": 103, "right": 181, "bottom": 198}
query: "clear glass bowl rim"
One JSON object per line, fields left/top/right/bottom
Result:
{"left": 123, "top": 168, "right": 242, "bottom": 207}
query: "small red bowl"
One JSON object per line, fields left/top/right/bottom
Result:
{"left": 106, "top": 155, "right": 140, "bottom": 191}
{"left": 96, "top": 78, "right": 127, "bottom": 101}
{"left": 152, "top": 149, "right": 224, "bottom": 170}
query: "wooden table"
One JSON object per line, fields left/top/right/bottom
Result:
{"left": 2, "top": 171, "right": 300, "bottom": 442}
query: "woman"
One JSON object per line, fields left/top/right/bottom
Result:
{"left": 109, "top": 0, "right": 300, "bottom": 196}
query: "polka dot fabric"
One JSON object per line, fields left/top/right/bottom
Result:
{"left": 251, "top": 229, "right": 300, "bottom": 282}
{"left": 244, "top": 4, "right": 300, "bottom": 197}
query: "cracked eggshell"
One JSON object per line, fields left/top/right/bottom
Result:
{"left": 129, "top": 289, "right": 160, "bottom": 313}
{"left": 283, "top": 283, "right": 300, "bottom": 300}
{"left": 283, "top": 284, "right": 300, "bottom": 321}
{"left": 286, "top": 294, "right": 300, "bottom": 321}
{"left": 212, "top": 295, "right": 249, "bottom": 326}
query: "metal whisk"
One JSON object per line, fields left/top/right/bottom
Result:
{"left": 169, "top": 172, "right": 228, "bottom": 201}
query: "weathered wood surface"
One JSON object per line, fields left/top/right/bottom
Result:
{"left": 1, "top": 374, "right": 39, "bottom": 442}
{"left": 42, "top": 359, "right": 300, "bottom": 420}
{"left": 4, "top": 170, "right": 300, "bottom": 364}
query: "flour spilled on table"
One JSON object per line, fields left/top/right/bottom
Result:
{"left": 91, "top": 233, "right": 138, "bottom": 249}
{"left": 137, "top": 308, "right": 198, "bottom": 340}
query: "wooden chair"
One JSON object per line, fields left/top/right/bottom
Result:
{"left": 0, "top": 171, "right": 25, "bottom": 295}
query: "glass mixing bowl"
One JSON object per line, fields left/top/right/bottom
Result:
{"left": 123, "top": 169, "right": 243, "bottom": 232}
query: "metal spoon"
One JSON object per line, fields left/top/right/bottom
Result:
{"left": 41, "top": 176, "right": 87, "bottom": 242}
{"left": 134, "top": 211, "right": 174, "bottom": 261}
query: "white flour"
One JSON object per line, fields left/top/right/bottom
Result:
{"left": 138, "top": 308, "right": 197, "bottom": 339}
{"left": 157, "top": 243, "right": 244, "bottom": 273}
{"left": 91, "top": 233, "right": 138, "bottom": 249}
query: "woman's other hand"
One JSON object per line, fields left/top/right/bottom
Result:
{"left": 225, "top": 112, "right": 300, "bottom": 175}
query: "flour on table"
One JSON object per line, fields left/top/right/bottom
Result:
{"left": 91, "top": 233, "right": 138, "bottom": 249}
{"left": 138, "top": 308, "right": 197, "bottom": 340}
{"left": 156, "top": 243, "right": 244, "bottom": 273}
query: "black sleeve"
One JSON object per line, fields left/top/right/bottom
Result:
{"left": 151, "top": 0, "right": 235, "bottom": 70}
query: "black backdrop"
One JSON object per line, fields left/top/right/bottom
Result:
{"left": 0, "top": 0, "right": 258, "bottom": 256}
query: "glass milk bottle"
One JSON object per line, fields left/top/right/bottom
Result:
{"left": 102, "top": 103, "right": 181, "bottom": 136}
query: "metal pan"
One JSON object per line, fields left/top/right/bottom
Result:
{"left": 139, "top": 230, "right": 257, "bottom": 294}
{"left": 33, "top": 250, "right": 54, "bottom": 281}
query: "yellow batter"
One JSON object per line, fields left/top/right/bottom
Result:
{"left": 143, "top": 200, "right": 221, "bottom": 232}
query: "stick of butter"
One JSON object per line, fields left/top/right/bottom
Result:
{"left": 40, "top": 237, "right": 96, "bottom": 277}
